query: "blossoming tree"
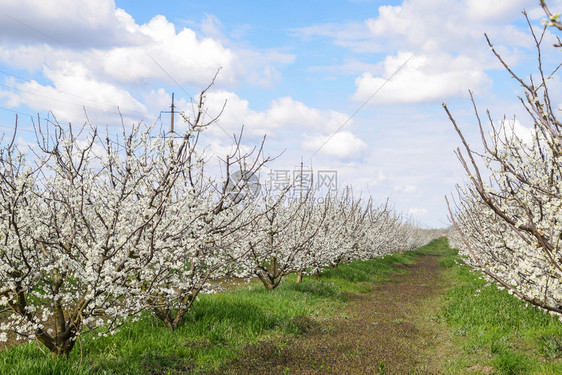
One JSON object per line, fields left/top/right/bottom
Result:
{"left": 444, "top": 3, "right": 562, "bottom": 313}
{"left": 0, "top": 82, "right": 269, "bottom": 354}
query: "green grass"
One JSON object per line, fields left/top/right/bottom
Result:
{"left": 8, "top": 238, "right": 559, "bottom": 375}
{"left": 0, "top": 282, "right": 345, "bottom": 374}
{"left": 441, "top": 244, "right": 562, "bottom": 374}
{"left": 318, "top": 250, "right": 417, "bottom": 292}
{"left": 0, "top": 247, "right": 421, "bottom": 375}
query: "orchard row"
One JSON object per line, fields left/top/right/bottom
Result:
{"left": 446, "top": 4, "right": 562, "bottom": 318}
{"left": 0, "top": 110, "right": 440, "bottom": 357}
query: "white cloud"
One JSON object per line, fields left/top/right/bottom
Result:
{"left": 204, "top": 91, "right": 352, "bottom": 136}
{"left": 0, "top": 0, "right": 295, "bottom": 100}
{"left": 408, "top": 207, "right": 428, "bottom": 216}
{"left": 368, "top": 171, "right": 387, "bottom": 186}
{"left": 234, "top": 49, "right": 294, "bottom": 87}
{"left": 258, "top": 97, "right": 349, "bottom": 133}
{"left": 0, "top": 61, "right": 149, "bottom": 123}
{"left": 200, "top": 14, "right": 227, "bottom": 42}
{"left": 294, "top": 0, "right": 534, "bottom": 105}
{"left": 0, "top": 0, "right": 143, "bottom": 48}
{"left": 295, "top": 0, "right": 532, "bottom": 56}
{"left": 0, "top": 1, "right": 298, "bottom": 127}
{"left": 98, "top": 16, "right": 238, "bottom": 86}
{"left": 465, "top": 0, "right": 531, "bottom": 21}
{"left": 196, "top": 14, "right": 295, "bottom": 86}
{"left": 497, "top": 118, "right": 534, "bottom": 145}
{"left": 353, "top": 52, "right": 491, "bottom": 104}
{"left": 173, "top": 90, "right": 366, "bottom": 160}
{"left": 0, "top": 44, "right": 53, "bottom": 71}
{"left": 302, "top": 131, "right": 366, "bottom": 158}
{"left": 365, "top": 0, "right": 531, "bottom": 54}
{"left": 143, "top": 89, "right": 174, "bottom": 115}
{"left": 395, "top": 185, "right": 417, "bottom": 193}
{"left": 0, "top": 3, "right": 239, "bottom": 120}
{"left": 290, "top": 22, "right": 376, "bottom": 53}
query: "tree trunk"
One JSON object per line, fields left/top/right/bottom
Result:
{"left": 52, "top": 337, "right": 76, "bottom": 357}
{"left": 36, "top": 328, "right": 77, "bottom": 357}
{"left": 257, "top": 272, "right": 277, "bottom": 290}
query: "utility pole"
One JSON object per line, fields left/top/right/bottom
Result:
{"left": 152, "top": 93, "right": 177, "bottom": 141}
{"left": 170, "top": 92, "right": 175, "bottom": 134}
{"left": 299, "top": 160, "right": 305, "bottom": 203}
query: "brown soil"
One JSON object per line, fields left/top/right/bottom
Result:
{"left": 215, "top": 253, "right": 454, "bottom": 374}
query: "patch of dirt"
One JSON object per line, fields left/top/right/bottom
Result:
{"left": 215, "top": 250, "right": 455, "bottom": 374}
{"left": 466, "top": 364, "right": 494, "bottom": 374}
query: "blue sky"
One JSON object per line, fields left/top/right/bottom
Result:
{"left": 0, "top": 0, "right": 561, "bottom": 227}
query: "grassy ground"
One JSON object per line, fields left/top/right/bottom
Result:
{"left": 220, "top": 243, "right": 444, "bottom": 374}
{"left": 438, "top": 247, "right": 562, "bottom": 374}
{"left": 0, "top": 249, "right": 417, "bottom": 374}
{"left": 2, "top": 239, "right": 562, "bottom": 374}
{"left": 0, "top": 283, "right": 337, "bottom": 374}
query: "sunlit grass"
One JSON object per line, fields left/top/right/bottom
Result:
{"left": 317, "top": 248, "right": 418, "bottom": 292}
{"left": 0, "top": 280, "right": 346, "bottom": 374}
{"left": 441, "top": 243, "right": 562, "bottom": 374}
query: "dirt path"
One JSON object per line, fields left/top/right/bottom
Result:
{"left": 218, "top": 250, "right": 453, "bottom": 374}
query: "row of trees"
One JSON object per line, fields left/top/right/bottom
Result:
{"left": 445, "top": 2, "right": 562, "bottom": 314}
{"left": 0, "top": 88, "right": 440, "bottom": 356}
{"left": 240, "top": 189, "right": 441, "bottom": 290}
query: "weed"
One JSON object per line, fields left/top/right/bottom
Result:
{"left": 539, "top": 334, "right": 562, "bottom": 359}
{"left": 492, "top": 350, "right": 530, "bottom": 375}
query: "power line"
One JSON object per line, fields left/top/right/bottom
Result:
{"left": 0, "top": 70, "right": 153, "bottom": 119}
{"left": 147, "top": 54, "right": 195, "bottom": 103}
{"left": 0, "top": 69, "right": 34, "bottom": 83}
{"left": 0, "top": 81, "right": 156, "bottom": 120}
{"left": 146, "top": 54, "right": 238, "bottom": 142}
{"left": 0, "top": 105, "right": 34, "bottom": 119}
{"left": 310, "top": 55, "right": 415, "bottom": 160}
{"left": 0, "top": 10, "right": 67, "bottom": 47}
{"left": 0, "top": 12, "right": 223, "bottom": 139}
{"left": 0, "top": 11, "right": 162, "bottom": 123}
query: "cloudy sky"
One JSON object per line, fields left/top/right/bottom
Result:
{"left": 0, "top": 0, "right": 561, "bottom": 228}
